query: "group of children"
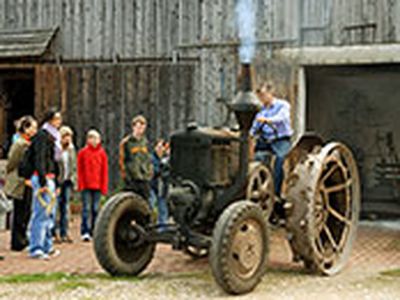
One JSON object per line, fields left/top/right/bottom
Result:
{"left": 3, "top": 109, "right": 169, "bottom": 260}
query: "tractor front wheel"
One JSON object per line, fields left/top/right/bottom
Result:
{"left": 93, "top": 192, "right": 156, "bottom": 276}
{"left": 210, "top": 201, "right": 269, "bottom": 295}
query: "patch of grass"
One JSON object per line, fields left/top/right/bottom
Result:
{"left": 380, "top": 269, "right": 400, "bottom": 277}
{"left": 88, "top": 273, "right": 142, "bottom": 282}
{"left": 56, "top": 281, "right": 94, "bottom": 292}
{"left": 0, "top": 273, "right": 73, "bottom": 284}
{"left": 353, "top": 272, "right": 400, "bottom": 291}
{"left": 0, "top": 272, "right": 142, "bottom": 284}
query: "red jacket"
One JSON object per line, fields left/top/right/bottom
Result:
{"left": 77, "top": 144, "right": 109, "bottom": 195}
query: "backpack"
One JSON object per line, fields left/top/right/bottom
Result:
{"left": 18, "top": 145, "right": 35, "bottom": 179}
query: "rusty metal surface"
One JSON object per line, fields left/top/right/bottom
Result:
{"left": 285, "top": 142, "right": 361, "bottom": 275}
{"left": 247, "top": 162, "right": 275, "bottom": 218}
{"left": 193, "top": 127, "right": 240, "bottom": 139}
{"left": 229, "top": 218, "right": 265, "bottom": 279}
{"left": 282, "top": 133, "right": 324, "bottom": 184}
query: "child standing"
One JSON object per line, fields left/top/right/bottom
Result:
{"left": 77, "top": 130, "right": 108, "bottom": 242}
{"left": 54, "top": 126, "right": 77, "bottom": 243}
{"left": 119, "top": 115, "right": 153, "bottom": 200}
{"left": 150, "top": 140, "right": 170, "bottom": 231}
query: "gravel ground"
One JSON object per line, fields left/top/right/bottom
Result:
{"left": 0, "top": 218, "right": 398, "bottom": 300}
{"left": 0, "top": 267, "right": 398, "bottom": 300}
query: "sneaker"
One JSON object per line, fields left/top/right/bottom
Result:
{"left": 48, "top": 249, "right": 61, "bottom": 258}
{"left": 30, "top": 252, "right": 49, "bottom": 260}
{"left": 54, "top": 234, "right": 62, "bottom": 244}
{"left": 81, "top": 234, "right": 91, "bottom": 242}
{"left": 61, "top": 236, "right": 73, "bottom": 244}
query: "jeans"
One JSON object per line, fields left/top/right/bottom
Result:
{"left": 11, "top": 187, "right": 32, "bottom": 251}
{"left": 29, "top": 175, "right": 57, "bottom": 257}
{"left": 149, "top": 189, "right": 169, "bottom": 229}
{"left": 255, "top": 138, "right": 292, "bottom": 196}
{"left": 81, "top": 189, "right": 101, "bottom": 236}
{"left": 55, "top": 181, "right": 73, "bottom": 238}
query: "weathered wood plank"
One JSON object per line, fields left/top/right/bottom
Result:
{"left": 71, "top": 0, "right": 83, "bottom": 59}
{"left": 101, "top": 0, "right": 113, "bottom": 60}
{"left": 123, "top": 0, "right": 135, "bottom": 58}
{"left": 134, "top": 0, "right": 143, "bottom": 56}
{"left": 16, "top": 0, "right": 25, "bottom": 28}
{"left": 5, "top": 0, "right": 17, "bottom": 29}
{"left": 124, "top": 65, "right": 135, "bottom": 132}
{"left": 0, "top": 1, "right": 5, "bottom": 29}
{"left": 69, "top": 67, "right": 83, "bottom": 144}
{"left": 34, "top": 66, "right": 42, "bottom": 118}
{"left": 113, "top": 0, "right": 124, "bottom": 58}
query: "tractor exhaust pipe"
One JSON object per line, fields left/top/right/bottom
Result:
{"left": 231, "top": 63, "right": 261, "bottom": 186}
{"left": 232, "top": 64, "right": 261, "bottom": 132}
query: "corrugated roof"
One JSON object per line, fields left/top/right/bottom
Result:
{"left": 0, "top": 27, "right": 58, "bottom": 58}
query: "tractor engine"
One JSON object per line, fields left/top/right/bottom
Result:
{"left": 168, "top": 126, "right": 240, "bottom": 227}
{"left": 171, "top": 127, "right": 240, "bottom": 188}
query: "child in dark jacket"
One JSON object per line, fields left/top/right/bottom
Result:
{"left": 77, "top": 130, "right": 108, "bottom": 242}
{"left": 150, "top": 140, "right": 170, "bottom": 231}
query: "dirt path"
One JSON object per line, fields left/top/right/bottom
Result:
{"left": 0, "top": 216, "right": 398, "bottom": 299}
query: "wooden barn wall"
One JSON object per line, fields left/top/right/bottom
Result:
{"left": 0, "top": 0, "right": 399, "bottom": 59}
{"left": 0, "top": 0, "right": 299, "bottom": 60}
{"left": 2, "top": 0, "right": 400, "bottom": 129}
{"left": 300, "top": 0, "right": 399, "bottom": 45}
{"left": 35, "top": 63, "right": 196, "bottom": 187}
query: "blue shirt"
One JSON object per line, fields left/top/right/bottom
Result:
{"left": 12, "top": 133, "right": 20, "bottom": 144}
{"left": 250, "top": 98, "right": 293, "bottom": 140}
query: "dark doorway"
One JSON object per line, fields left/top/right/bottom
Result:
{"left": 0, "top": 69, "right": 35, "bottom": 157}
{"left": 306, "top": 65, "right": 400, "bottom": 218}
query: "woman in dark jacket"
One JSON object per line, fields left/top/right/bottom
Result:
{"left": 4, "top": 116, "right": 37, "bottom": 251}
{"left": 28, "top": 108, "right": 62, "bottom": 259}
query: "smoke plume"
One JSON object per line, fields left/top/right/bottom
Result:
{"left": 235, "top": 0, "right": 257, "bottom": 64}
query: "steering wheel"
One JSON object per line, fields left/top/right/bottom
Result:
{"left": 254, "top": 121, "right": 279, "bottom": 144}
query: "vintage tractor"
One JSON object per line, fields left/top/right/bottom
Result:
{"left": 93, "top": 64, "right": 361, "bottom": 295}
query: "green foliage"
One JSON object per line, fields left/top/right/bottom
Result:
{"left": 0, "top": 272, "right": 141, "bottom": 284}
{"left": 380, "top": 269, "right": 400, "bottom": 277}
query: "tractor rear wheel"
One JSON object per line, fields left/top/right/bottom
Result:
{"left": 285, "top": 142, "right": 360, "bottom": 275}
{"left": 93, "top": 192, "right": 155, "bottom": 276}
{"left": 210, "top": 201, "right": 268, "bottom": 295}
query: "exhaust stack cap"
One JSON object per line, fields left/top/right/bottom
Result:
{"left": 231, "top": 64, "right": 261, "bottom": 132}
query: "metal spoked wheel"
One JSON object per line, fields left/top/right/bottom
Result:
{"left": 210, "top": 201, "right": 268, "bottom": 295}
{"left": 285, "top": 142, "right": 360, "bottom": 275}
{"left": 247, "top": 162, "right": 275, "bottom": 218}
